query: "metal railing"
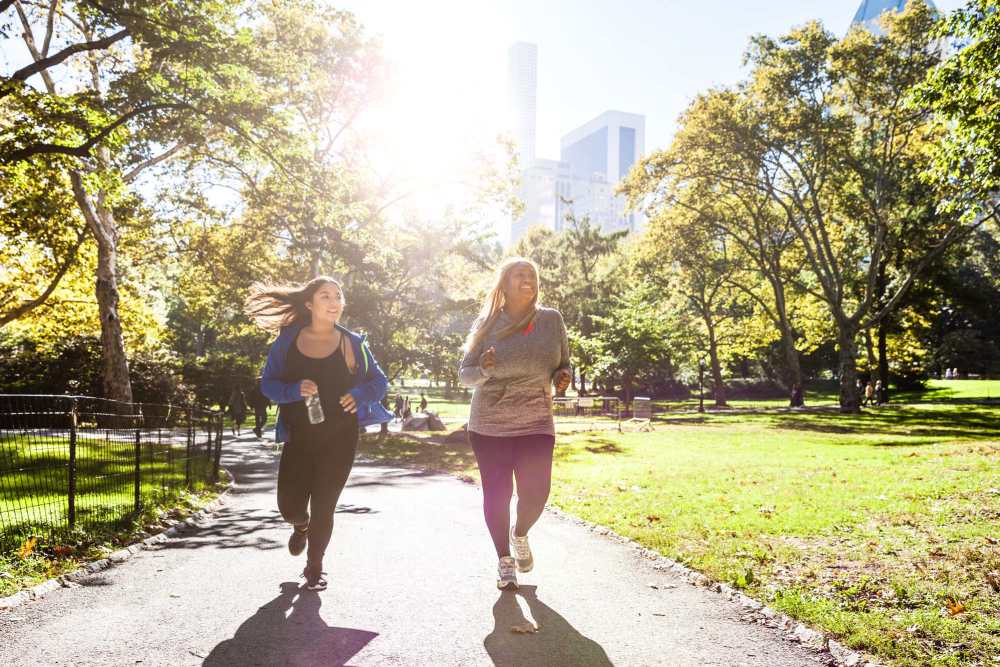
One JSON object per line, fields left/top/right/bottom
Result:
{"left": 0, "top": 394, "right": 223, "bottom": 552}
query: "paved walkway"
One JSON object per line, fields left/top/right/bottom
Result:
{"left": 0, "top": 433, "right": 828, "bottom": 666}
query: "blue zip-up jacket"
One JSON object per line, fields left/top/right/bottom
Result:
{"left": 260, "top": 322, "right": 393, "bottom": 442}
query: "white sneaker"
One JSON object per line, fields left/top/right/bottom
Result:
{"left": 510, "top": 527, "right": 534, "bottom": 573}
{"left": 497, "top": 556, "right": 518, "bottom": 590}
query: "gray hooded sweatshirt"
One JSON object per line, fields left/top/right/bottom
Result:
{"left": 459, "top": 307, "right": 570, "bottom": 437}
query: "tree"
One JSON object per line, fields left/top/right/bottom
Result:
{"left": 631, "top": 4, "right": 984, "bottom": 412}
{"left": 591, "top": 281, "right": 687, "bottom": 405}
{"left": 913, "top": 0, "right": 1000, "bottom": 215}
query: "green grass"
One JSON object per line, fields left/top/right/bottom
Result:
{"left": 358, "top": 405, "right": 1000, "bottom": 666}
{"left": 0, "top": 431, "right": 223, "bottom": 597}
{"left": 895, "top": 379, "right": 1000, "bottom": 403}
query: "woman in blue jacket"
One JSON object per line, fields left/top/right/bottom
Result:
{"left": 246, "top": 276, "right": 392, "bottom": 590}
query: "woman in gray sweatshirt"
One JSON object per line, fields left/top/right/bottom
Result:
{"left": 459, "top": 257, "right": 571, "bottom": 590}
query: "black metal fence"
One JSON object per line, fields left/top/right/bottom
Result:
{"left": 0, "top": 394, "right": 223, "bottom": 552}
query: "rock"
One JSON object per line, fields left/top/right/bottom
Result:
{"left": 828, "top": 640, "right": 862, "bottom": 666}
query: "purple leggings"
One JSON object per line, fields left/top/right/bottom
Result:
{"left": 469, "top": 431, "right": 555, "bottom": 557}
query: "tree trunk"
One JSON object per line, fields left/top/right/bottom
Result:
{"left": 876, "top": 263, "right": 889, "bottom": 404}
{"left": 878, "top": 320, "right": 889, "bottom": 404}
{"left": 780, "top": 321, "right": 804, "bottom": 405}
{"left": 708, "top": 337, "right": 726, "bottom": 407}
{"left": 579, "top": 371, "right": 587, "bottom": 396}
{"left": 70, "top": 171, "right": 132, "bottom": 404}
{"left": 837, "top": 324, "right": 861, "bottom": 413}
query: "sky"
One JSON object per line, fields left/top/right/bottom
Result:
{"left": 341, "top": 0, "right": 964, "bottom": 168}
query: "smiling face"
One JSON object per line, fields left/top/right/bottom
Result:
{"left": 306, "top": 281, "right": 345, "bottom": 327}
{"left": 502, "top": 262, "right": 538, "bottom": 307}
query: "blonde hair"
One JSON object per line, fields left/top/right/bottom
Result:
{"left": 464, "top": 257, "right": 540, "bottom": 352}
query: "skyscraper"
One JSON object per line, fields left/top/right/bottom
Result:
{"left": 850, "top": 0, "right": 936, "bottom": 34}
{"left": 560, "top": 110, "right": 646, "bottom": 234}
{"left": 507, "top": 42, "right": 537, "bottom": 168}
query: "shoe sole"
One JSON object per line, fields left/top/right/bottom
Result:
{"left": 288, "top": 538, "right": 307, "bottom": 557}
{"left": 303, "top": 582, "right": 327, "bottom": 591}
{"left": 515, "top": 559, "right": 533, "bottom": 573}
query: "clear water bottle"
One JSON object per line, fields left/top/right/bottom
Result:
{"left": 306, "top": 394, "right": 324, "bottom": 424}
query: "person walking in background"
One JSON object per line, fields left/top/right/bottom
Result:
{"left": 247, "top": 376, "right": 271, "bottom": 438}
{"left": 394, "top": 394, "right": 404, "bottom": 421}
{"left": 246, "top": 276, "right": 392, "bottom": 591}
{"left": 227, "top": 386, "right": 248, "bottom": 436}
{"left": 459, "top": 257, "right": 571, "bottom": 590}
{"left": 863, "top": 381, "right": 874, "bottom": 407}
{"left": 419, "top": 392, "right": 427, "bottom": 413}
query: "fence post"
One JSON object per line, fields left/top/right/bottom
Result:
{"left": 212, "top": 413, "right": 223, "bottom": 483}
{"left": 185, "top": 406, "right": 193, "bottom": 488}
{"left": 134, "top": 424, "right": 142, "bottom": 514}
{"left": 68, "top": 398, "right": 78, "bottom": 530}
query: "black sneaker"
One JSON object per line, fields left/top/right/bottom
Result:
{"left": 288, "top": 524, "right": 308, "bottom": 556}
{"left": 302, "top": 562, "right": 327, "bottom": 591}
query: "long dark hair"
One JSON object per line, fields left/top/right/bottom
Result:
{"left": 244, "top": 276, "right": 344, "bottom": 332}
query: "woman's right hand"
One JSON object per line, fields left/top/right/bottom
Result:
{"left": 300, "top": 379, "right": 318, "bottom": 398}
{"left": 479, "top": 346, "right": 496, "bottom": 373}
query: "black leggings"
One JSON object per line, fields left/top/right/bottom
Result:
{"left": 469, "top": 431, "right": 555, "bottom": 558}
{"left": 277, "top": 419, "right": 358, "bottom": 565}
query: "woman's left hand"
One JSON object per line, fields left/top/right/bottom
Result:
{"left": 339, "top": 393, "right": 357, "bottom": 414}
{"left": 554, "top": 368, "right": 571, "bottom": 394}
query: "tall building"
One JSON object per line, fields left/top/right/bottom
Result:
{"left": 510, "top": 158, "right": 572, "bottom": 245}
{"left": 507, "top": 42, "right": 538, "bottom": 168}
{"left": 850, "top": 0, "right": 936, "bottom": 34}
{"left": 559, "top": 110, "right": 646, "bottom": 234}
{"left": 504, "top": 43, "right": 646, "bottom": 245}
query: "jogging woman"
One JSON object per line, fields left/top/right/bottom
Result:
{"left": 459, "top": 257, "right": 571, "bottom": 590}
{"left": 246, "top": 276, "right": 392, "bottom": 590}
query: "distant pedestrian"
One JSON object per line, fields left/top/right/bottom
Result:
{"left": 227, "top": 387, "right": 248, "bottom": 436}
{"left": 394, "top": 394, "right": 404, "bottom": 421}
{"left": 247, "top": 276, "right": 392, "bottom": 591}
{"left": 402, "top": 396, "right": 412, "bottom": 420}
{"left": 419, "top": 392, "right": 427, "bottom": 413}
{"left": 459, "top": 257, "right": 571, "bottom": 591}
{"left": 247, "top": 377, "right": 271, "bottom": 438}
{"left": 945, "top": 367, "right": 953, "bottom": 379}
{"left": 874, "top": 379, "right": 884, "bottom": 406}
{"left": 380, "top": 396, "right": 390, "bottom": 435}
{"left": 863, "top": 381, "right": 874, "bottom": 407}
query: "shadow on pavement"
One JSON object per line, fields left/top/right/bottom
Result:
{"left": 203, "top": 581, "right": 377, "bottom": 666}
{"left": 484, "top": 585, "right": 612, "bottom": 667}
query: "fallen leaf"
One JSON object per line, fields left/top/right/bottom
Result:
{"left": 52, "top": 545, "right": 75, "bottom": 558}
{"left": 986, "top": 537, "right": 998, "bottom": 546}
{"left": 646, "top": 515, "right": 661, "bottom": 523}
{"left": 945, "top": 598, "right": 965, "bottom": 616}
{"left": 510, "top": 622, "right": 539, "bottom": 634}
{"left": 17, "top": 537, "right": 37, "bottom": 560}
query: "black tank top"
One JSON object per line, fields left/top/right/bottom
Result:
{"left": 285, "top": 330, "right": 357, "bottom": 436}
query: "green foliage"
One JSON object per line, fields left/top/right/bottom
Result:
{"left": 912, "top": 0, "right": 1000, "bottom": 215}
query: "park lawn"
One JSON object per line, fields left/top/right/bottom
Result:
{"left": 0, "top": 433, "right": 221, "bottom": 598}
{"left": 895, "top": 379, "right": 1000, "bottom": 403}
{"left": 358, "top": 405, "right": 1000, "bottom": 667}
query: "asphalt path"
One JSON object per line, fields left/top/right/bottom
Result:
{"left": 0, "top": 432, "right": 828, "bottom": 666}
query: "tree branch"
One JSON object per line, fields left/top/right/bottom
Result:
{"left": 123, "top": 141, "right": 187, "bottom": 183}
{"left": 1, "top": 28, "right": 127, "bottom": 98}
{"left": 1, "top": 102, "right": 182, "bottom": 163}
{"left": 0, "top": 223, "right": 88, "bottom": 327}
